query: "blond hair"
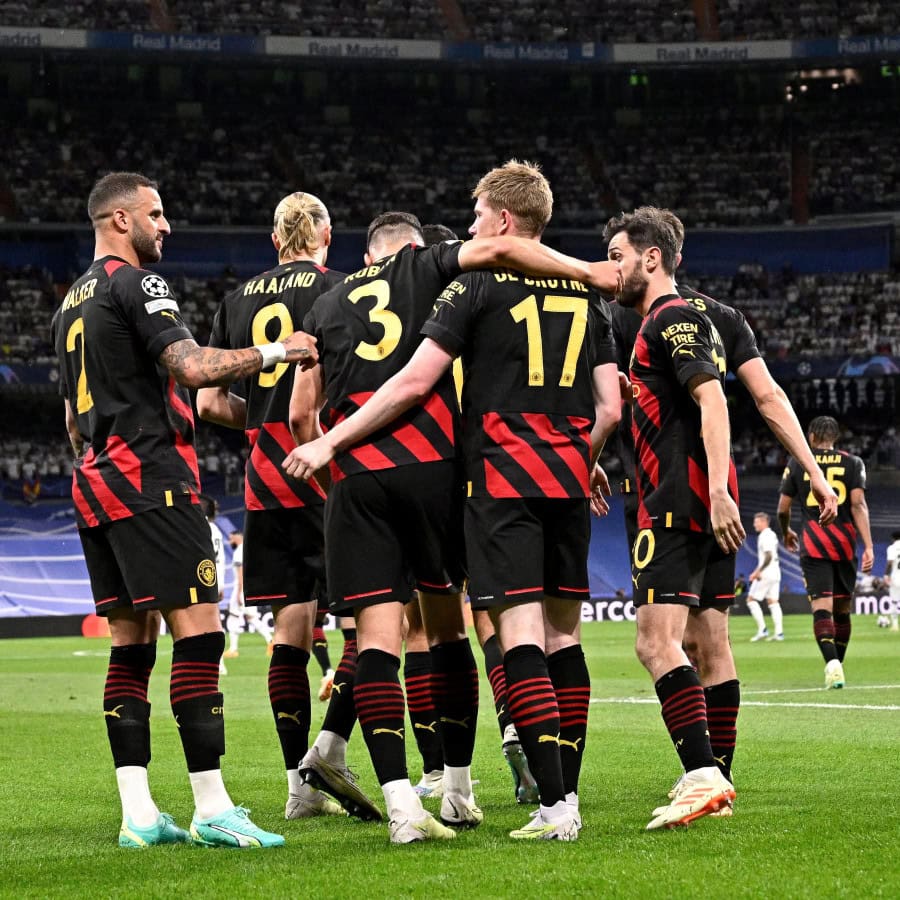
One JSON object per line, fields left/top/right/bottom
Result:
{"left": 273, "top": 192, "right": 329, "bottom": 259}
{"left": 472, "top": 159, "right": 553, "bottom": 237}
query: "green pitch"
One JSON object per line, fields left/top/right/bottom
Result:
{"left": 2, "top": 617, "right": 899, "bottom": 899}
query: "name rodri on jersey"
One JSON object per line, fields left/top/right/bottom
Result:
{"left": 208, "top": 260, "right": 344, "bottom": 510}
{"left": 51, "top": 257, "right": 200, "bottom": 528}
{"left": 305, "top": 242, "right": 464, "bottom": 482}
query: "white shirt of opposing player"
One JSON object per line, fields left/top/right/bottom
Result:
{"left": 888, "top": 540, "right": 900, "bottom": 590}
{"left": 209, "top": 520, "right": 226, "bottom": 590}
{"left": 228, "top": 543, "right": 245, "bottom": 616}
{"left": 756, "top": 527, "right": 781, "bottom": 578}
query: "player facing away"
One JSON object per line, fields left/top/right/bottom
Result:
{"left": 885, "top": 530, "right": 900, "bottom": 630}
{"left": 747, "top": 512, "right": 784, "bottom": 641}
{"left": 285, "top": 162, "right": 624, "bottom": 841}
{"left": 608, "top": 209, "right": 837, "bottom": 810}
{"left": 196, "top": 192, "right": 353, "bottom": 822}
{"left": 604, "top": 207, "right": 744, "bottom": 830}
{"left": 778, "top": 416, "right": 874, "bottom": 689}
{"left": 51, "top": 172, "right": 317, "bottom": 848}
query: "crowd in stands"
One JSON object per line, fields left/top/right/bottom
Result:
{"left": 0, "top": 266, "right": 58, "bottom": 365}
{"left": 1, "top": 0, "right": 897, "bottom": 41}
{"left": 5, "top": 90, "right": 897, "bottom": 232}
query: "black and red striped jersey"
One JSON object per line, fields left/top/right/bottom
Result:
{"left": 304, "top": 241, "right": 463, "bottom": 482}
{"left": 421, "top": 269, "right": 616, "bottom": 499}
{"left": 51, "top": 256, "right": 200, "bottom": 528}
{"left": 630, "top": 293, "right": 739, "bottom": 532}
{"left": 208, "top": 260, "right": 344, "bottom": 510}
{"left": 779, "top": 449, "right": 866, "bottom": 560}
{"left": 612, "top": 284, "right": 759, "bottom": 494}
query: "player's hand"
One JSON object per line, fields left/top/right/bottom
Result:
{"left": 710, "top": 492, "right": 745, "bottom": 554}
{"left": 619, "top": 371, "right": 633, "bottom": 406}
{"left": 749, "top": 571, "right": 759, "bottom": 582}
{"left": 283, "top": 437, "right": 334, "bottom": 480}
{"left": 783, "top": 527, "right": 799, "bottom": 553}
{"left": 808, "top": 471, "right": 838, "bottom": 525}
{"left": 282, "top": 331, "right": 318, "bottom": 369}
{"left": 861, "top": 546, "right": 875, "bottom": 573}
{"left": 586, "top": 260, "right": 624, "bottom": 296}
{"left": 589, "top": 462, "right": 611, "bottom": 517}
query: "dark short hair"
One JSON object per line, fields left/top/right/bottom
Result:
{"left": 366, "top": 211, "right": 423, "bottom": 253}
{"left": 893, "top": 530, "right": 900, "bottom": 540}
{"left": 808, "top": 416, "right": 840, "bottom": 443}
{"left": 602, "top": 206, "right": 680, "bottom": 275}
{"left": 87, "top": 172, "right": 157, "bottom": 225}
{"left": 422, "top": 223, "right": 458, "bottom": 245}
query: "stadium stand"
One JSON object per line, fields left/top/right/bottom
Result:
{"left": 1, "top": 0, "right": 897, "bottom": 40}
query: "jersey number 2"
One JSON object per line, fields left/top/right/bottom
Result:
{"left": 65, "top": 319, "right": 93, "bottom": 414}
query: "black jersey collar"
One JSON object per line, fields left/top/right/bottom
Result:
{"left": 648, "top": 292, "right": 681, "bottom": 313}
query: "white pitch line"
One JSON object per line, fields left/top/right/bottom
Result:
{"left": 743, "top": 684, "right": 900, "bottom": 696}
{"left": 590, "top": 697, "right": 900, "bottom": 712}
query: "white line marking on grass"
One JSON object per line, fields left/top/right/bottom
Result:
{"left": 743, "top": 684, "right": 900, "bottom": 696}
{"left": 591, "top": 697, "right": 900, "bottom": 711}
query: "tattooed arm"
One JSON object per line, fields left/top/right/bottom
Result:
{"left": 159, "top": 331, "right": 318, "bottom": 389}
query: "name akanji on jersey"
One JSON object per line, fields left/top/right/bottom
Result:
{"left": 421, "top": 269, "right": 617, "bottom": 499}
{"left": 208, "top": 259, "right": 345, "bottom": 510}
{"left": 51, "top": 257, "right": 201, "bottom": 528}
{"left": 305, "top": 242, "right": 465, "bottom": 483}
{"left": 779, "top": 449, "right": 866, "bottom": 560}
{"left": 630, "top": 295, "right": 739, "bottom": 533}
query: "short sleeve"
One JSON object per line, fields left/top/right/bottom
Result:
{"left": 588, "top": 297, "right": 617, "bottom": 368}
{"left": 779, "top": 462, "right": 799, "bottom": 497}
{"left": 654, "top": 305, "right": 722, "bottom": 388}
{"left": 426, "top": 240, "right": 464, "bottom": 282}
{"left": 112, "top": 268, "right": 193, "bottom": 359}
{"left": 728, "top": 312, "right": 762, "bottom": 371}
{"left": 420, "top": 273, "right": 478, "bottom": 357}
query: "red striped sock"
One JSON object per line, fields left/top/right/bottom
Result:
{"left": 655, "top": 665, "right": 714, "bottom": 772}
{"left": 547, "top": 644, "right": 590, "bottom": 796}
{"left": 704, "top": 679, "right": 740, "bottom": 782}
{"left": 355, "top": 649, "right": 407, "bottom": 786}
{"left": 268, "top": 644, "right": 311, "bottom": 770}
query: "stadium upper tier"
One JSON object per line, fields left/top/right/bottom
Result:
{"left": 1, "top": 90, "right": 898, "bottom": 230}
{"left": 0, "top": 0, "right": 897, "bottom": 41}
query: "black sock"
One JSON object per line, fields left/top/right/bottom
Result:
{"left": 170, "top": 631, "right": 226, "bottom": 772}
{"left": 655, "top": 665, "right": 714, "bottom": 773}
{"left": 403, "top": 650, "right": 443, "bottom": 774}
{"left": 504, "top": 643, "right": 564, "bottom": 807}
{"left": 431, "top": 638, "right": 479, "bottom": 769}
{"left": 813, "top": 609, "right": 838, "bottom": 663}
{"left": 104, "top": 642, "right": 156, "bottom": 768}
{"left": 483, "top": 634, "right": 513, "bottom": 737}
{"left": 547, "top": 644, "right": 589, "bottom": 797}
{"left": 355, "top": 648, "right": 407, "bottom": 786}
{"left": 312, "top": 626, "right": 331, "bottom": 676}
{"left": 704, "top": 679, "right": 740, "bottom": 782}
{"left": 268, "top": 644, "right": 311, "bottom": 770}
{"left": 321, "top": 629, "right": 357, "bottom": 740}
{"left": 833, "top": 613, "right": 851, "bottom": 663}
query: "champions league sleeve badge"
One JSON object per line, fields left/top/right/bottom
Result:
{"left": 141, "top": 274, "right": 170, "bottom": 298}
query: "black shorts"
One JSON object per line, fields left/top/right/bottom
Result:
{"left": 80, "top": 500, "right": 220, "bottom": 616}
{"left": 631, "top": 528, "right": 735, "bottom": 609}
{"left": 325, "top": 461, "right": 465, "bottom": 615}
{"left": 466, "top": 496, "right": 590, "bottom": 611}
{"left": 243, "top": 506, "right": 325, "bottom": 606}
{"left": 801, "top": 556, "right": 857, "bottom": 602}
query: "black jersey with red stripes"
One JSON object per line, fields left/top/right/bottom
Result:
{"left": 611, "top": 285, "right": 759, "bottom": 494}
{"left": 304, "top": 241, "right": 464, "bottom": 481}
{"left": 629, "top": 293, "right": 739, "bottom": 532}
{"left": 421, "top": 269, "right": 616, "bottom": 499}
{"left": 51, "top": 256, "right": 200, "bottom": 528}
{"left": 779, "top": 449, "right": 866, "bottom": 561}
{"left": 208, "top": 260, "right": 344, "bottom": 510}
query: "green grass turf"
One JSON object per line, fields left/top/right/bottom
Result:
{"left": 2, "top": 616, "right": 900, "bottom": 899}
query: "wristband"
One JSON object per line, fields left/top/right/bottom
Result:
{"left": 255, "top": 342, "right": 286, "bottom": 368}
